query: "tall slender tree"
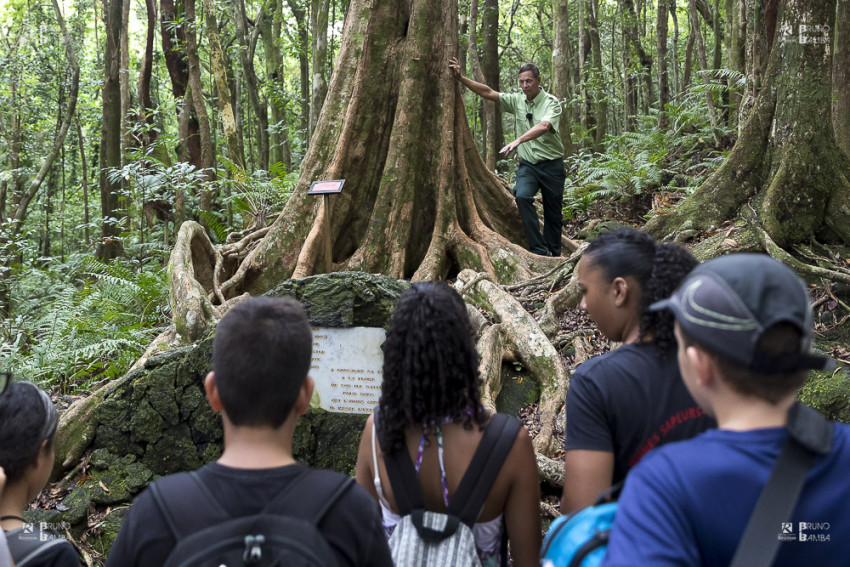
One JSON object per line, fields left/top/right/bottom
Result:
{"left": 97, "top": 0, "right": 125, "bottom": 261}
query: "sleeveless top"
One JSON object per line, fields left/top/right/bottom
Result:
{"left": 371, "top": 422, "right": 506, "bottom": 567}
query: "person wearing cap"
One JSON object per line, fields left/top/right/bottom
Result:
{"left": 0, "top": 382, "right": 82, "bottom": 566}
{"left": 448, "top": 57, "right": 565, "bottom": 257}
{"left": 603, "top": 253, "right": 850, "bottom": 566}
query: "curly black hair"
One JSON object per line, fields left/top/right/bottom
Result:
{"left": 584, "top": 228, "right": 698, "bottom": 354}
{"left": 376, "top": 282, "right": 489, "bottom": 454}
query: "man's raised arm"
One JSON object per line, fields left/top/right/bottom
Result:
{"left": 449, "top": 57, "right": 499, "bottom": 103}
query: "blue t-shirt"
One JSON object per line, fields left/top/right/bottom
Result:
{"left": 565, "top": 343, "right": 715, "bottom": 484}
{"left": 604, "top": 424, "right": 850, "bottom": 566}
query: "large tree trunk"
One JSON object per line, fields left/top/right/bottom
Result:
{"left": 834, "top": 0, "right": 850, "bottom": 158}
{"left": 647, "top": 0, "right": 850, "bottom": 248}
{"left": 588, "top": 0, "right": 607, "bottom": 148}
{"left": 552, "top": 0, "right": 577, "bottom": 155}
{"left": 97, "top": 0, "right": 125, "bottom": 261}
{"left": 172, "top": 0, "right": 578, "bottom": 312}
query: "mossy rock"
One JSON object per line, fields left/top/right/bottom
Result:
{"left": 268, "top": 271, "right": 409, "bottom": 328}
{"left": 88, "top": 507, "right": 130, "bottom": 559}
{"left": 496, "top": 362, "right": 541, "bottom": 417}
{"left": 799, "top": 367, "right": 850, "bottom": 424}
{"left": 293, "top": 408, "right": 369, "bottom": 476}
{"left": 54, "top": 487, "right": 91, "bottom": 525}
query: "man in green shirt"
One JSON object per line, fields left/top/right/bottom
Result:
{"left": 449, "top": 58, "right": 566, "bottom": 256}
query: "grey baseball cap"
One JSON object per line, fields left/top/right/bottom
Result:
{"left": 649, "top": 253, "right": 834, "bottom": 373}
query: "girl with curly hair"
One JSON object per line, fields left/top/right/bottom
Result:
{"left": 355, "top": 282, "right": 540, "bottom": 566}
{"left": 561, "top": 228, "right": 716, "bottom": 513}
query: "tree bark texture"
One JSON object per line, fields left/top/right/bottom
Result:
{"left": 588, "top": 0, "right": 607, "bottom": 148}
{"left": 481, "top": 0, "right": 503, "bottom": 162}
{"left": 97, "top": 0, "right": 125, "bottom": 261}
{"left": 310, "top": 0, "right": 330, "bottom": 141}
{"left": 647, "top": 0, "right": 850, "bottom": 248}
{"left": 262, "top": 0, "right": 292, "bottom": 170}
{"left": 233, "top": 0, "right": 269, "bottom": 171}
{"left": 202, "top": 0, "right": 245, "bottom": 171}
{"left": 160, "top": 0, "right": 203, "bottom": 167}
{"left": 172, "top": 0, "right": 577, "bottom": 308}
{"left": 726, "top": 0, "right": 746, "bottom": 129}
{"left": 552, "top": 0, "right": 577, "bottom": 155}
{"left": 834, "top": 0, "right": 850, "bottom": 158}
{"left": 136, "top": 0, "right": 158, "bottom": 149}
{"left": 468, "top": 0, "right": 498, "bottom": 170}
{"left": 656, "top": 0, "right": 670, "bottom": 128}
{"left": 286, "top": 0, "right": 310, "bottom": 150}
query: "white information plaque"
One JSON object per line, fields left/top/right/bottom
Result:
{"left": 309, "top": 327, "right": 386, "bottom": 414}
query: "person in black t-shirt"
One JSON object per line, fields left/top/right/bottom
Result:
{"left": 0, "top": 382, "right": 82, "bottom": 567}
{"left": 561, "top": 229, "right": 716, "bottom": 513}
{"left": 107, "top": 297, "right": 392, "bottom": 567}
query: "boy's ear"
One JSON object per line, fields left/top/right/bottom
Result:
{"left": 293, "top": 376, "right": 315, "bottom": 416}
{"left": 686, "top": 344, "right": 716, "bottom": 388}
{"left": 205, "top": 372, "right": 224, "bottom": 413}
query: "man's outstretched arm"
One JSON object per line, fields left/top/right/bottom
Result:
{"left": 449, "top": 57, "right": 499, "bottom": 103}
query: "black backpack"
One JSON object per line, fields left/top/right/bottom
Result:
{"left": 149, "top": 467, "right": 353, "bottom": 567}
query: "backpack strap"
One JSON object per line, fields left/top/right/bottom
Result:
{"left": 151, "top": 466, "right": 349, "bottom": 540}
{"left": 730, "top": 403, "right": 833, "bottom": 567}
{"left": 150, "top": 470, "right": 234, "bottom": 540}
{"left": 382, "top": 435, "right": 427, "bottom": 515}
{"left": 450, "top": 413, "right": 522, "bottom": 527}
{"left": 261, "top": 469, "right": 355, "bottom": 525}
{"left": 6, "top": 533, "right": 71, "bottom": 567}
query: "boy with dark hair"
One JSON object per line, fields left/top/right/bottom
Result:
{"left": 108, "top": 297, "right": 392, "bottom": 566}
{"left": 603, "top": 254, "right": 850, "bottom": 566}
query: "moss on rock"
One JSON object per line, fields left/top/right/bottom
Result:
{"left": 294, "top": 408, "right": 369, "bottom": 475}
{"left": 799, "top": 367, "right": 850, "bottom": 424}
{"left": 268, "top": 271, "right": 408, "bottom": 328}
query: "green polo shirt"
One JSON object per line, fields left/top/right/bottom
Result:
{"left": 500, "top": 89, "right": 565, "bottom": 164}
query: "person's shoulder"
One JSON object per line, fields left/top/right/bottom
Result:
{"left": 305, "top": 468, "right": 378, "bottom": 513}
{"left": 573, "top": 344, "right": 663, "bottom": 378}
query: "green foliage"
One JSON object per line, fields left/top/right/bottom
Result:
{"left": 563, "top": 79, "right": 738, "bottom": 220}
{"left": 0, "top": 250, "right": 169, "bottom": 393}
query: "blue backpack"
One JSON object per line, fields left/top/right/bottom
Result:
{"left": 539, "top": 486, "right": 620, "bottom": 567}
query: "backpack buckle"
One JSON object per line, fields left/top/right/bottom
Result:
{"left": 243, "top": 534, "right": 265, "bottom": 564}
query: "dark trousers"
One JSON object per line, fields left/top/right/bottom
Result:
{"left": 513, "top": 159, "right": 566, "bottom": 256}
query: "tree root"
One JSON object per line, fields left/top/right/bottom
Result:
{"left": 759, "top": 229, "right": 850, "bottom": 285}
{"left": 456, "top": 269, "right": 569, "bottom": 458}
{"left": 536, "top": 452, "right": 565, "bottom": 489}
{"left": 476, "top": 324, "right": 507, "bottom": 412}
{"left": 537, "top": 271, "right": 582, "bottom": 338}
